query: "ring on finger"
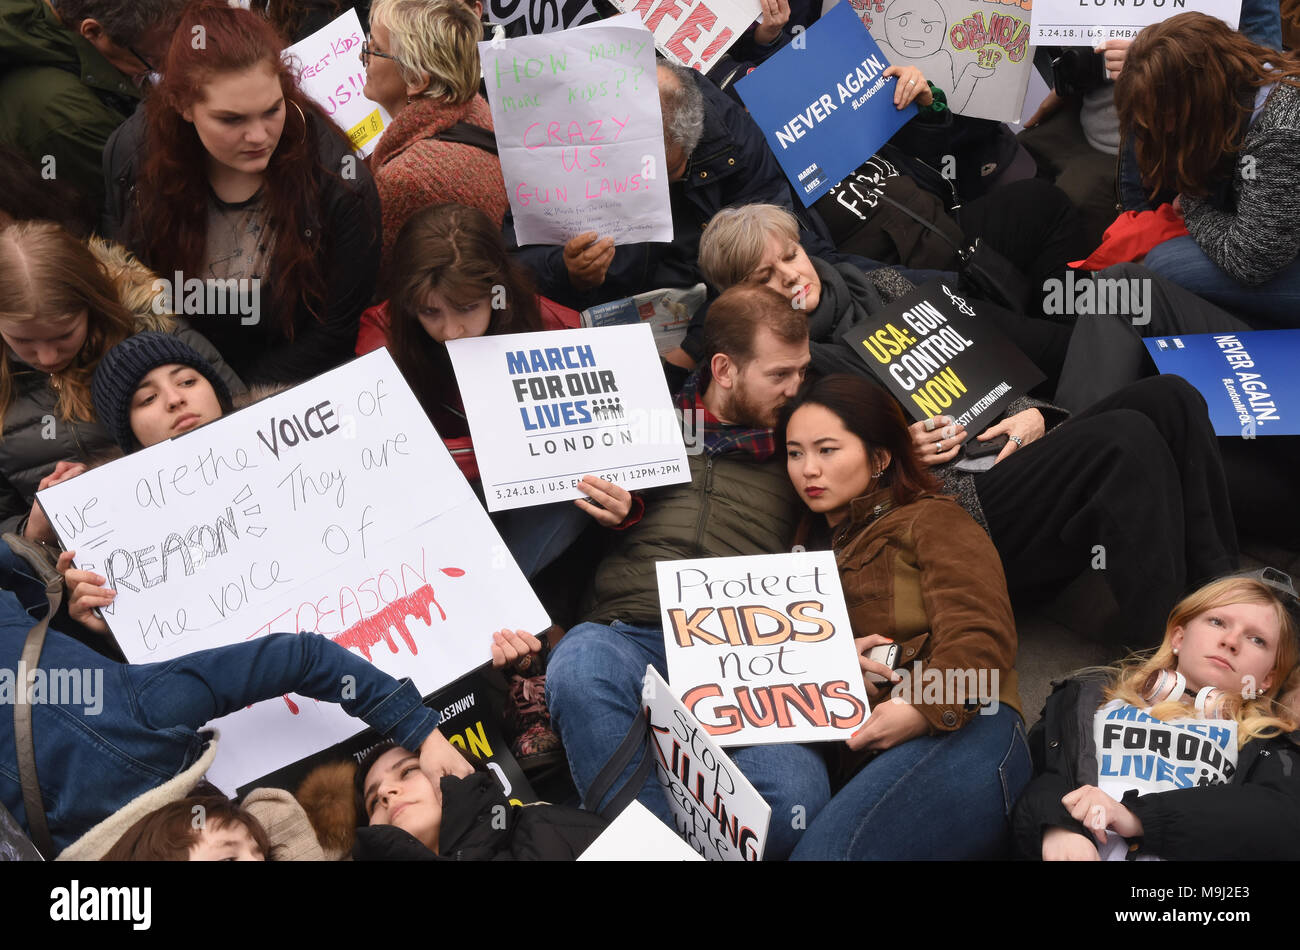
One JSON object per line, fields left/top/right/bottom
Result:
{"left": 935, "top": 439, "right": 944, "bottom": 452}
{"left": 1009, "top": 434, "right": 1024, "bottom": 446}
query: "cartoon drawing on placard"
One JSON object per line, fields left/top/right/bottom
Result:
{"left": 839, "top": 0, "right": 1034, "bottom": 123}
{"left": 879, "top": 0, "right": 991, "bottom": 112}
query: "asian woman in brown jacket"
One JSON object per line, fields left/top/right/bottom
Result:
{"left": 781, "top": 374, "right": 1030, "bottom": 859}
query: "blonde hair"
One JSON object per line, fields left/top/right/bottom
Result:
{"left": 0, "top": 223, "right": 139, "bottom": 428}
{"left": 1106, "top": 576, "right": 1299, "bottom": 746}
{"left": 371, "top": 0, "right": 483, "bottom": 105}
{"left": 699, "top": 204, "right": 801, "bottom": 291}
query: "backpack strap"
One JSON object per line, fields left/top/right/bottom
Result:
{"left": 582, "top": 706, "right": 655, "bottom": 820}
{"left": 426, "top": 122, "right": 499, "bottom": 156}
{"left": 8, "top": 536, "right": 65, "bottom": 859}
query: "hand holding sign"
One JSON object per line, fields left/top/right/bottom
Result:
{"left": 564, "top": 232, "right": 617, "bottom": 291}
{"left": 883, "top": 65, "right": 933, "bottom": 108}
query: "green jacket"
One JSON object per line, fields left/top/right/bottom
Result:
{"left": 0, "top": 0, "right": 143, "bottom": 210}
{"left": 583, "top": 450, "right": 804, "bottom": 627}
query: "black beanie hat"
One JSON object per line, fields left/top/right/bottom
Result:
{"left": 92, "top": 332, "right": 232, "bottom": 451}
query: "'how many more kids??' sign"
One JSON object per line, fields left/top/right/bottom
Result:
{"left": 38, "top": 349, "right": 548, "bottom": 792}
{"left": 480, "top": 15, "right": 674, "bottom": 246}
{"left": 447, "top": 323, "right": 692, "bottom": 511}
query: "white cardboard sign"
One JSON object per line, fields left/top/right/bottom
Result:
{"left": 447, "top": 323, "right": 691, "bottom": 512}
{"left": 656, "top": 551, "right": 870, "bottom": 747}
{"left": 643, "top": 666, "right": 771, "bottom": 861}
{"left": 1029, "top": 0, "right": 1240, "bottom": 44}
{"left": 608, "top": 0, "right": 761, "bottom": 72}
{"left": 479, "top": 15, "right": 674, "bottom": 246}
{"left": 284, "top": 8, "right": 391, "bottom": 156}
{"left": 826, "top": 0, "right": 1035, "bottom": 122}
{"left": 38, "top": 350, "right": 548, "bottom": 791}
{"left": 577, "top": 800, "right": 706, "bottom": 860}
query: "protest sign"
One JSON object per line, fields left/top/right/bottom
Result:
{"left": 1144, "top": 330, "right": 1300, "bottom": 436}
{"left": 578, "top": 800, "right": 707, "bottom": 860}
{"left": 237, "top": 670, "right": 536, "bottom": 802}
{"left": 736, "top": 3, "right": 917, "bottom": 205}
{"left": 1029, "top": 0, "right": 1240, "bottom": 43}
{"left": 656, "top": 551, "right": 870, "bottom": 747}
{"left": 608, "top": 0, "right": 761, "bottom": 72}
{"left": 643, "top": 666, "right": 771, "bottom": 861}
{"left": 843, "top": 278, "right": 1045, "bottom": 436}
{"left": 447, "top": 323, "right": 692, "bottom": 511}
{"left": 486, "top": 0, "right": 606, "bottom": 36}
{"left": 480, "top": 15, "right": 673, "bottom": 245}
{"left": 38, "top": 350, "right": 548, "bottom": 792}
{"left": 1093, "top": 698, "right": 1237, "bottom": 859}
{"left": 284, "top": 8, "right": 390, "bottom": 156}
{"left": 825, "top": 0, "right": 1034, "bottom": 122}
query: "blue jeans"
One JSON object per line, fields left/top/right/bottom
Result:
{"left": 1142, "top": 235, "right": 1300, "bottom": 326}
{"left": 547, "top": 621, "right": 831, "bottom": 860}
{"left": 0, "top": 590, "right": 439, "bottom": 854}
{"left": 0, "top": 543, "right": 50, "bottom": 618}
{"left": 789, "top": 705, "right": 1032, "bottom": 860}
{"left": 491, "top": 501, "right": 591, "bottom": 579}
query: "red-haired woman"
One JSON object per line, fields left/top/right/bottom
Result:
{"left": 103, "top": 0, "right": 382, "bottom": 385}
{"left": 1116, "top": 12, "right": 1300, "bottom": 324}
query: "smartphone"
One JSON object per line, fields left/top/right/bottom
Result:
{"left": 962, "top": 434, "right": 1008, "bottom": 460}
{"left": 865, "top": 642, "right": 899, "bottom": 685}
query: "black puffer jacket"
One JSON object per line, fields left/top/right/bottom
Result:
{"left": 352, "top": 773, "right": 608, "bottom": 861}
{"left": 1012, "top": 675, "right": 1300, "bottom": 860}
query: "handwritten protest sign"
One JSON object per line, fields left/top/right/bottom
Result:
{"left": 656, "top": 551, "right": 869, "bottom": 747}
{"left": 844, "top": 278, "right": 1045, "bottom": 436}
{"left": 480, "top": 15, "right": 673, "bottom": 245}
{"left": 1144, "top": 330, "right": 1300, "bottom": 436}
{"left": 826, "top": 0, "right": 1035, "bottom": 122}
{"left": 39, "top": 350, "right": 548, "bottom": 791}
{"left": 609, "top": 0, "right": 760, "bottom": 71}
{"left": 1093, "top": 699, "right": 1237, "bottom": 859}
{"left": 578, "top": 800, "right": 706, "bottom": 860}
{"left": 737, "top": 3, "right": 917, "bottom": 205}
{"left": 1030, "top": 0, "right": 1240, "bottom": 43}
{"left": 447, "top": 323, "right": 692, "bottom": 511}
{"left": 643, "top": 666, "right": 770, "bottom": 860}
{"left": 284, "top": 8, "right": 390, "bottom": 156}
{"left": 487, "top": 0, "right": 606, "bottom": 36}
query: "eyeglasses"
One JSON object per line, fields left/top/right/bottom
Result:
{"left": 360, "top": 38, "right": 399, "bottom": 68}
{"left": 126, "top": 42, "right": 156, "bottom": 76}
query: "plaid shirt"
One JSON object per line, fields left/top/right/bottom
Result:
{"left": 674, "top": 370, "right": 778, "bottom": 462}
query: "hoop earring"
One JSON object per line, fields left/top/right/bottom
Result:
{"left": 290, "top": 99, "right": 308, "bottom": 147}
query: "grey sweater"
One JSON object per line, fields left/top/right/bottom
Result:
{"left": 1181, "top": 82, "right": 1300, "bottom": 286}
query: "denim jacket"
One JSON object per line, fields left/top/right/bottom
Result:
{"left": 0, "top": 591, "right": 439, "bottom": 854}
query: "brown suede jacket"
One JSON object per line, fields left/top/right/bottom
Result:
{"left": 828, "top": 486, "right": 1022, "bottom": 749}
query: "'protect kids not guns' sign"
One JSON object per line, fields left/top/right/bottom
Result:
{"left": 38, "top": 350, "right": 549, "bottom": 792}
{"left": 480, "top": 15, "right": 674, "bottom": 245}
{"left": 736, "top": 2, "right": 916, "bottom": 205}
{"left": 447, "top": 323, "right": 692, "bottom": 511}
{"left": 656, "top": 551, "right": 870, "bottom": 747}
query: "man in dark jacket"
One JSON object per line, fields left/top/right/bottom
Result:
{"left": 544, "top": 285, "right": 831, "bottom": 861}
{"left": 0, "top": 0, "right": 185, "bottom": 211}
